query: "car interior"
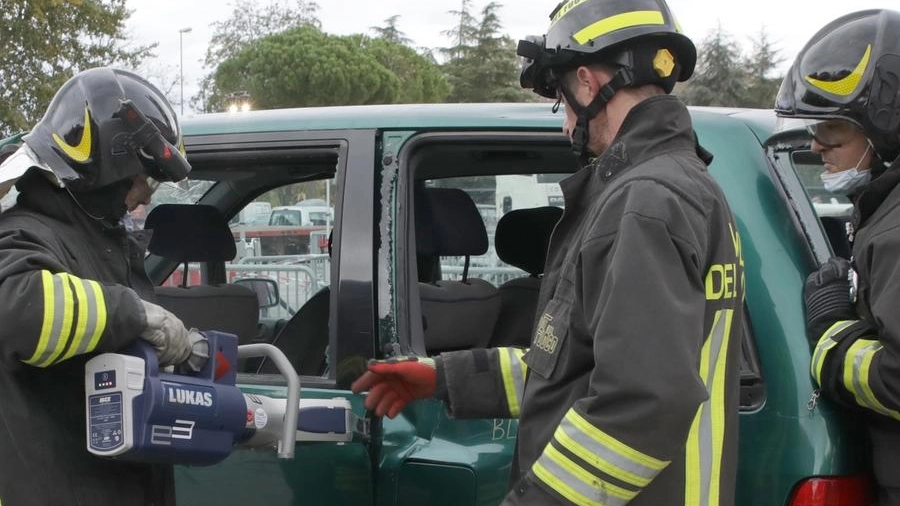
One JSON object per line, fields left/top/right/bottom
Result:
{"left": 139, "top": 131, "right": 764, "bottom": 411}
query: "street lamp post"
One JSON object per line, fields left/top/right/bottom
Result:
{"left": 178, "top": 27, "right": 193, "bottom": 116}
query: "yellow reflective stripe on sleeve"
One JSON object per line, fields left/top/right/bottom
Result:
{"left": 843, "top": 339, "right": 900, "bottom": 420}
{"left": 555, "top": 414, "right": 663, "bottom": 488}
{"left": 23, "top": 272, "right": 107, "bottom": 367}
{"left": 24, "top": 271, "right": 57, "bottom": 366}
{"left": 39, "top": 273, "right": 76, "bottom": 366}
{"left": 810, "top": 320, "right": 857, "bottom": 386}
{"left": 534, "top": 444, "right": 639, "bottom": 506}
{"left": 60, "top": 277, "right": 106, "bottom": 360}
{"left": 565, "top": 408, "right": 668, "bottom": 471}
{"left": 64, "top": 273, "right": 90, "bottom": 358}
{"left": 562, "top": 408, "right": 669, "bottom": 480}
{"left": 25, "top": 272, "right": 74, "bottom": 367}
{"left": 573, "top": 11, "right": 665, "bottom": 45}
{"left": 686, "top": 309, "right": 733, "bottom": 506}
{"left": 82, "top": 279, "right": 107, "bottom": 353}
{"left": 499, "top": 347, "right": 527, "bottom": 418}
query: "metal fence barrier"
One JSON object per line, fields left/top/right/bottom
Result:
{"left": 165, "top": 254, "right": 527, "bottom": 320}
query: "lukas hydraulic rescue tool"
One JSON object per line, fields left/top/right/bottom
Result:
{"left": 85, "top": 330, "right": 361, "bottom": 465}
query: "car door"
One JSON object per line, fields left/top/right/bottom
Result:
{"left": 148, "top": 127, "right": 381, "bottom": 506}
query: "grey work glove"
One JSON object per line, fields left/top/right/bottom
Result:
{"left": 139, "top": 300, "right": 193, "bottom": 367}
{"left": 180, "top": 332, "right": 210, "bottom": 374}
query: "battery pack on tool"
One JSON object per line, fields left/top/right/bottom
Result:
{"left": 84, "top": 331, "right": 246, "bottom": 466}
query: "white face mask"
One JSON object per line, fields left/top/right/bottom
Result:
{"left": 819, "top": 142, "right": 873, "bottom": 193}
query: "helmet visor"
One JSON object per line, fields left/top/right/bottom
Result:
{"left": 805, "top": 118, "right": 864, "bottom": 148}
{"left": 517, "top": 36, "right": 578, "bottom": 99}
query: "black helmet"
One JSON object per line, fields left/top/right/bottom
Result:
{"left": 22, "top": 67, "right": 190, "bottom": 192}
{"left": 517, "top": 0, "right": 696, "bottom": 99}
{"left": 775, "top": 9, "right": 900, "bottom": 161}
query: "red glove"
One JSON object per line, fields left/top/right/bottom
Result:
{"left": 350, "top": 356, "right": 436, "bottom": 418}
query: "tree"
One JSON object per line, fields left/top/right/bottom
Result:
{"left": 742, "top": 28, "right": 784, "bottom": 108}
{"left": 351, "top": 36, "right": 451, "bottom": 104}
{"left": 209, "top": 25, "right": 449, "bottom": 109}
{"left": 680, "top": 23, "right": 746, "bottom": 107}
{"left": 194, "top": 0, "right": 321, "bottom": 112}
{"left": 370, "top": 15, "right": 412, "bottom": 46}
{"left": 441, "top": 0, "right": 479, "bottom": 61}
{"left": 440, "top": 2, "right": 531, "bottom": 103}
{"left": 0, "top": 0, "right": 152, "bottom": 136}
{"left": 679, "top": 24, "right": 783, "bottom": 108}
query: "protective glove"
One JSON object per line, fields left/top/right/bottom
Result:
{"left": 139, "top": 300, "right": 193, "bottom": 367}
{"left": 804, "top": 256, "right": 859, "bottom": 344}
{"left": 350, "top": 356, "right": 436, "bottom": 418}
{"left": 179, "top": 331, "right": 210, "bottom": 374}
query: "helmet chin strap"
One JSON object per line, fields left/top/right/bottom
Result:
{"left": 65, "top": 179, "right": 131, "bottom": 230}
{"left": 559, "top": 67, "right": 634, "bottom": 165}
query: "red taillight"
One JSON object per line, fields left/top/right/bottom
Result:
{"left": 788, "top": 475, "right": 876, "bottom": 506}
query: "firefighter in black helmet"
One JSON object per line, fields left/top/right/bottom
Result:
{"left": 352, "top": 1, "right": 745, "bottom": 505}
{"left": 517, "top": 0, "right": 696, "bottom": 161}
{"left": 0, "top": 67, "right": 202, "bottom": 506}
{"left": 777, "top": 9, "right": 900, "bottom": 505}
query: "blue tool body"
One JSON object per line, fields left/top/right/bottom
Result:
{"left": 85, "top": 331, "right": 246, "bottom": 466}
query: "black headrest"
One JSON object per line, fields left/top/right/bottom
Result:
{"left": 415, "top": 187, "right": 488, "bottom": 256}
{"left": 495, "top": 206, "right": 562, "bottom": 276}
{"left": 145, "top": 204, "right": 236, "bottom": 262}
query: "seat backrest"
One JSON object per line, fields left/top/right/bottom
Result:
{"left": 145, "top": 204, "right": 259, "bottom": 345}
{"left": 416, "top": 187, "right": 500, "bottom": 353}
{"left": 145, "top": 204, "right": 237, "bottom": 285}
{"left": 490, "top": 206, "right": 562, "bottom": 347}
{"left": 154, "top": 284, "right": 259, "bottom": 344}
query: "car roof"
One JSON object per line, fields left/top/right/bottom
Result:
{"left": 181, "top": 102, "right": 776, "bottom": 138}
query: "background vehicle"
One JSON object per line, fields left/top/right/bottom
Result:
{"left": 495, "top": 173, "right": 564, "bottom": 215}
{"left": 268, "top": 204, "right": 333, "bottom": 227}
{"left": 229, "top": 200, "right": 272, "bottom": 226}
{"left": 109, "top": 103, "right": 875, "bottom": 505}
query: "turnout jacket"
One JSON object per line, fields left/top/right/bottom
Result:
{"left": 436, "top": 96, "right": 745, "bottom": 506}
{"left": 0, "top": 173, "right": 173, "bottom": 506}
{"left": 810, "top": 157, "right": 900, "bottom": 500}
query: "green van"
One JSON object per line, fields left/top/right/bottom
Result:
{"left": 4, "top": 102, "right": 873, "bottom": 505}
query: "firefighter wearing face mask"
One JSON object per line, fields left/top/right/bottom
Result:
{"left": 776, "top": 9, "right": 900, "bottom": 505}
{"left": 353, "top": 1, "right": 746, "bottom": 504}
{"left": 0, "top": 67, "right": 200, "bottom": 506}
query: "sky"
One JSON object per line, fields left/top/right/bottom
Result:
{"left": 124, "top": 0, "right": 897, "bottom": 115}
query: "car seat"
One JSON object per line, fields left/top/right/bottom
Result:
{"left": 415, "top": 187, "right": 500, "bottom": 353}
{"left": 145, "top": 204, "right": 259, "bottom": 346}
{"left": 490, "top": 206, "right": 562, "bottom": 347}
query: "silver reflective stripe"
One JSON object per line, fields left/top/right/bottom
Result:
{"left": 534, "top": 443, "right": 638, "bottom": 506}
{"left": 846, "top": 339, "right": 900, "bottom": 420}
{"left": 64, "top": 276, "right": 102, "bottom": 358}
{"left": 556, "top": 416, "right": 660, "bottom": 487}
